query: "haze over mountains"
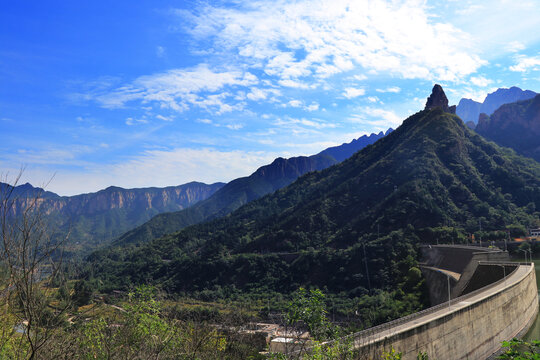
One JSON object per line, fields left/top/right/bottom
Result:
{"left": 87, "top": 85, "right": 540, "bottom": 297}
{"left": 456, "top": 86, "right": 537, "bottom": 128}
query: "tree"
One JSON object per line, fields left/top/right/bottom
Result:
{"left": 0, "top": 172, "right": 70, "bottom": 359}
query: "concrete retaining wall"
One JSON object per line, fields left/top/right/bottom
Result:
{"left": 351, "top": 264, "right": 538, "bottom": 359}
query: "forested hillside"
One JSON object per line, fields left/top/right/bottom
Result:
{"left": 87, "top": 88, "right": 540, "bottom": 302}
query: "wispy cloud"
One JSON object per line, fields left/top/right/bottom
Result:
{"left": 88, "top": 64, "right": 258, "bottom": 115}
{"left": 510, "top": 55, "right": 540, "bottom": 72}
{"left": 343, "top": 87, "right": 366, "bottom": 99}
{"left": 349, "top": 107, "right": 403, "bottom": 129}
{"left": 5, "top": 148, "right": 281, "bottom": 196}
{"left": 125, "top": 117, "right": 149, "bottom": 126}
{"left": 469, "top": 75, "right": 492, "bottom": 87}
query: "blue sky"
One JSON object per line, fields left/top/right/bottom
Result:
{"left": 2, "top": 0, "right": 540, "bottom": 195}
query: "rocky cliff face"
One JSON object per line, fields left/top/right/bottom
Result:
{"left": 456, "top": 86, "right": 537, "bottom": 126}
{"left": 4, "top": 181, "right": 224, "bottom": 254}
{"left": 475, "top": 94, "right": 540, "bottom": 162}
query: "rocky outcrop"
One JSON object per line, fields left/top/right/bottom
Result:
{"left": 425, "top": 84, "right": 450, "bottom": 112}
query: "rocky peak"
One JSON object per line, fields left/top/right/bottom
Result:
{"left": 425, "top": 84, "right": 451, "bottom": 112}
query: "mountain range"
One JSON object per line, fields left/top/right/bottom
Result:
{"left": 456, "top": 86, "right": 537, "bottom": 128}
{"left": 86, "top": 85, "right": 540, "bottom": 298}
{"left": 6, "top": 130, "right": 391, "bottom": 254}
{"left": 476, "top": 94, "right": 540, "bottom": 163}
{"left": 2, "top": 181, "right": 224, "bottom": 255}
{"left": 110, "top": 129, "right": 392, "bottom": 247}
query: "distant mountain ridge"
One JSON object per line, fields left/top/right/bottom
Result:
{"left": 456, "top": 86, "right": 537, "bottom": 127}
{"left": 318, "top": 129, "right": 393, "bottom": 162}
{"left": 476, "top": 94, "right": 540, "bottom": 163}
{"left": 111, "top": 129, "right": 393, "bottom": 247}
{"left": 3, "top": 181, "right": 225, "bottom": 255}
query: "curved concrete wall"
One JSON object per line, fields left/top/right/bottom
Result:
{"left": 349, "top": 263, "right": 538, "bottom": 359}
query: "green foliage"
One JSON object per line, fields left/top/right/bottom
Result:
{"left": 499, "top": 338, "right": 540, "bottom": 359}
{"left": 287, "top": 288, "right": 335, "bottom": 341}
{"left": 382, "top": 347, "right": 402, "bottom": 360}
{"left": 72, "top": 280, "right": 93, "bottom": 307}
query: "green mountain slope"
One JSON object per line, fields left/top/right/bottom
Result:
{"left": 475, "top": 94, "right": 540, "bottom": 162}
{"left": 112, "top": 131, "right": 390, "bottom": 247}
{"left": 87, "top": 87, "right": 540, "bottom": 299}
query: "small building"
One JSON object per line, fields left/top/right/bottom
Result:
{"left": 530, "top": 228, "right": 540, "bottom": 237}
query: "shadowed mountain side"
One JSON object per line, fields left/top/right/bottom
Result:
{"left": 475, "top": 94, "right": 540, "bottom": 163}
{"left": 112, "top": 131, "right": 391, "bottom": 247}
{"left": 88, "top": 87, "right": 540, "bottom": 295}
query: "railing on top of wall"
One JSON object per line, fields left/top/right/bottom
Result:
{"left": 287, "top": 262, "right": 533, "bottom": 356}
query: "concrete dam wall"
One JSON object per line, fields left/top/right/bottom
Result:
{"left": 319, "top": 245, "right": 538, "bottom": 359}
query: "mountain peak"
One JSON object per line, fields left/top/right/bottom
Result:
{"left": 425, "top": 84, "right": 450, "bottom": 112}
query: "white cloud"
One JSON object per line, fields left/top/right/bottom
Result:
{"left": 156, "top": 114, "right": 174, "bottom": 121}
{"left": 125, "top": 117, "right": 149, "bottom": 126}
{"left": 6, "top": 148, "right": 281, "bottom": 196}
{"left": 305, "top": 103, "right": 319, "bottom": 111}
{"left": 197, "top": 118, "right": 213, "bottom": 124}
{"left": 288, "top": 100, "right": 303, "bottom": 107}
{"left": 92, "top": 64, "right": 258, "bottom": 115}
{"left": 350, "top": 107, "right": 403, "bottom": 129}
{"left": 510, "top": 55, "right": 540, "bottom": 72}
{"left": 343, "top": 87, "right": 366, "bottom": 99}
{"left": 376, "top": 86, "right": 401, "bottom": 93}
{"left": 179, "top": 0, "right": 485, "bottom": 84}
{"left": 352, "top": 74, "right": 368, "bottom": 81}
{"left": 469, "top": 76, "right": 492, "bottom": 87}
{"left": 274, "top": 117, "right": 336, "bottom": 131}
{"left": 225, "top": 123, "right": 244, "bottom": 130}
{"left": 367, "top": 96, "right": 379, "bottom": 103}
{"left": 506, "top": 41, "right": 525, "bottom": 53}
{"left": 246, "top": 87, "right": 282, "bottom": 101}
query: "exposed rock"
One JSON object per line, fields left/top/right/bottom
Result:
{"left": 448, "top": 105, "right": 456, "bottom": 114}
{"left": 465, "top": 121, "right": 476, "bottom": 130}
{"left": 425, "top": 84, "right": 449, "bottom": 112}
